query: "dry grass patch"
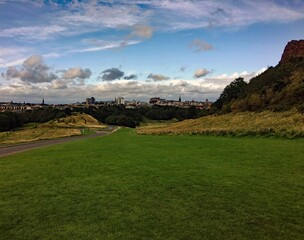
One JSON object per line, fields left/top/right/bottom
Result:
{"left": 0, "top": 128, "right": 81, "bottom": 145}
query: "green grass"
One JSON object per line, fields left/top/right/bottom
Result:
{"left": 0, "top": 128, "right": 303, "bottom": 239}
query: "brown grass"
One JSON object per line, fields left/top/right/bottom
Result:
{"left": 0, "top": 113, "right": 105, "bottom": 145}
{"left": 137, "top": 111, "right": 304, "bottom": 138}
{"left": 41, "top": 113, "right": 105, "bottom": 129}
{"left": 0, "top": 128, "right": 81, "bottom": 145}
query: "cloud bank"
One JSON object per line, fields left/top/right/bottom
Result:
{"left": 0, "top": 56, "right": 267, "bottom": 104}
{"left": 2, "top": 55, "right": 93, "bottom": 89}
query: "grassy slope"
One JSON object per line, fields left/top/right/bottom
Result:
{"left": 0, "top": 113, "right": 105, "bottom": 145}
{"left": 41, "top": 113, "right": 104, "bottom": 129}
{"left": 138, "top": 111, "right": 304, "bottom": 138}
{"left": 0, "top": 128, "right": 303, "bottom": 239}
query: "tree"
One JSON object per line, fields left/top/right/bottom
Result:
{"left": 213, "top": 77, "right": 248, "bottom": 110}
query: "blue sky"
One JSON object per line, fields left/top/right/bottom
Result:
{"left": 0, "top": 0, "right": 304, "bottom": 103}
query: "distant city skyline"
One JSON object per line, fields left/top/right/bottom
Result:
{"left": 0, "top": 0, "right": 304, "bottom": 104}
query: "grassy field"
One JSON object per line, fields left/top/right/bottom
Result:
{"left": 137, "top": 111, "right": 304, "bottom": 138}
{"left": 0, "top": 113, "right": 105, "bottom": 145}
{"left": 0, "top": 128, "right": 303, "bottom": 239}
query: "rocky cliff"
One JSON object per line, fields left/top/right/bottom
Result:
{"left": 280, "top": 40, "right": 304, "bottom": 64}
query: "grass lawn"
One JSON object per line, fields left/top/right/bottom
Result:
{"left": 0, "top": 128, "right": 303, "bottom": 239}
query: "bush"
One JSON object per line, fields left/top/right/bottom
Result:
{"left": 105, "top": 115, "right": 138, "bottom": 128}
{"left": 0, "top": 112, "right": 24, "bottom": 132}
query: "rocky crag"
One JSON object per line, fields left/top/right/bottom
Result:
{"left": 280, "top": 40, "right": 304, "bottom": 64}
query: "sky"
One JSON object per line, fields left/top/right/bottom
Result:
{"left": 0, "top": 0, "right": 304, "bottom": 104}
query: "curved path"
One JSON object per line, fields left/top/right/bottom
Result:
{"left": 0, "top": 131, "right": 111, "bottom": 158}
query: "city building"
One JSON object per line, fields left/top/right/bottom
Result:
{"left": 115, "top": 97, "right": 125, "bottom": 105}
{"left": 148, "top": 97, "right": 212, "bottom": 109}
{"left": 86, "top": 97, "right": 95, "bottom": 105}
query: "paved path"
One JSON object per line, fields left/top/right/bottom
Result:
{"left": 0, "top": 131, "right": 110, "bottom": 158}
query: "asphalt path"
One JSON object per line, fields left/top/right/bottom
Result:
{"left": 0, "top": 131, "right": 110, "bottom": 158}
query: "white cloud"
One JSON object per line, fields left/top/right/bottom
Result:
{"left": 149, "top": 0, "right": 304, "bottom": 30}
{"left": 51, "top": 79, "right": 68, "bottom": 89}
{"left": 128, "top": 24, "right": 153, "bottom": 39}
{"left": 194, "top": 68, "right": 210, "bottom": 78}
{"left": 68, "top": 40, "right": 140, "bottom": 53}
{"left": 63, "top": 67, "right": 92, "bottom": 80}
{"left": 0, "top": 26, "right": 66, "bottom": 40}
{"left": 0, "top": 47, "right": 31, "bottom": 67}
{"left": 42, "top": 52, "right": 61, "bottom": 58}
{"left": 1, "top": 56, "right": 95, "bottom": 88}
{"left": 2, "top": 55, "right": 58, "bottom": 83}
{"left": 189, "top": 39, "right": 213, "bottom": 52}
{"left": 24, "top": 55, "right": 43, "bottom": 68}
{"left": 203, "top": 67, "right": 267, "bottom": 86}
{"left": 57, "top": 1, "right": 148, "bottom": 29}
{"left": 147, "top": 73, "right": 170, "bottom": 81}
{"left": 1, "top": 0, "right": 303, "bottom": 43}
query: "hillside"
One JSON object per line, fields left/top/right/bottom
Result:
{"left": 137, "top": 111, "right": 304, "bottom": 138}
{"left": 138, "top": 40, "right": 304, "bottom": 138}
{"left": 213, "top": 40, "right": 304, "bottom": 112}
{"left": 0, "top": 113, "right": 105, "bottom": 144}
{"left": 41, "top": 113, "right": 105, "bottom": 128}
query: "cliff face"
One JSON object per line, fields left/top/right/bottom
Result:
{"left": 280, "top": 40, "right": 304, "bottom": 64}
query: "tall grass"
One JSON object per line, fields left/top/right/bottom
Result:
{"left": 137, "top": 111, "right": 304, "bottom": 138}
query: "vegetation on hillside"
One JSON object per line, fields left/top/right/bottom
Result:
{"left": 213, "top": 58, "right": 304, "bottom": 112}
{"left": 138, "top": 111, "right": 304, "bottom": 138}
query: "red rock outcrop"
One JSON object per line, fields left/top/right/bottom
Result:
{"left": 280, "top": 40, "right": 304, "bottom": 64}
